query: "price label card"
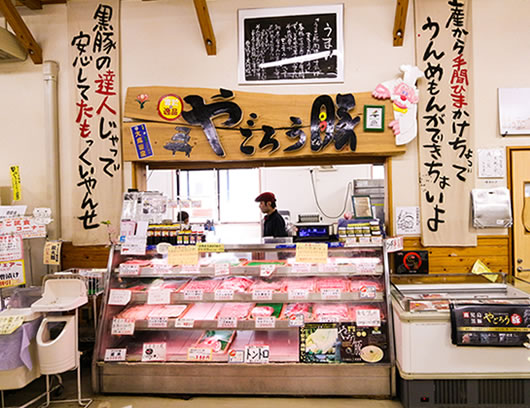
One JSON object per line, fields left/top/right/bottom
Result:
{"left": 371, "top": 236, "right": 383, "bottom": 244}
{"left": 359, "top": 285, "right": 377, "bottom": 299}
{"left": 108, "top": 289, "right": 132, "bottom": 306}
{"left": 321, "top": 288, "right": 342, "bottom": 300}
{"left": 180, "top": 265, "right": 201, "bottom": 274}
{"left": 168, "top": 245, "right": 198, "bottom": 265}
{"left": 356, "top": 309, "right": 381, "bottom": 327}
{"left": 184, "top": 289, "right": 203, "bottom": 301}
{"left": 142, "top": 342, "right": 166, "bottom": 362}
{"left": 153, "top": 264, "right": 172, "bottom": 274}
{"left": 255, "top": 316, "right": 275, "bottom": 328}
{"left": 197, "top": 243, "right": 225, "bottom": 253}
{"left": 288, "top": 314, "right": 305, "bottom": 327}
{"left": 295, "top": 243, "right": 328, "bottom": 264}
{"left": 260, "top": 264, "right": 276, "bottom": 277}
{"left": 244, "top": 345, "right": 270, "bottom": 364}
{"left": 175, "top": 318, "right": 195, "bottom": 328}
{"left": 291, "top": 263, "right": 312, "bottom": 274}
{"left": 344, "top": 238, "right": 358, "bottom": 247}
{"left": 119, "top": 264, "right": 140, "bottom": 276}
{"left": 288, "top": 288, "right": 309, "bottom": 300}
{"left": 214, "top": 263, "right": 230, "bottom": 276}
{"left": 0, "top": 234, "right": 23, "bottom": 262}
{"left": 357, "top": 262, "right": 377, "bottom": 274}
{"left": 320, "top": 316, "right": 340, "bottom": 323}
{"left": 147, "top": 289, "right": 171, "bottom": 305}
{"left": 104, "top": 348, "right": 127, "bottom": 362}
{"left": 214, "top": 289, "right": 234, "bottom": 301}
{"left": 228, "top": 349, "right": 244, "bottom": 364}
{"left": 111, "top": 318, "right": 135, "bottom": 335}
{"left": 121, "top": 236, "right": 147, "bottom": 256}
{"left": 317, "top": 263, "right": 338, "bottom": 273}
{"left": 187, "top": 347, "right": 212, "bottom": 361}
{"left": 252, "top": 289, "right": 273, "bottom": 301}
{"left": 148, "top": 316, "right": 168, "bottom": 328}
{"left": 385, "top": 236, "right": 404, "bottom": 253}
{"left": 218, "top": 317, "right": 237, "bottom": 328}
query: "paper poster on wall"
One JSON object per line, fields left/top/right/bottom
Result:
{"left": 477, "top": 149, "right": 505, "bottom": 178}
{"left": 0, "top": 235, "right": 23, "bottom": 262}
{"left": 395, "top": 207, "right": 420, "bottom": 235}
{"left": 498, "top": 88, "right": 530, "bottom": 135}
{"left": 0, "top": 260, "right": 25, "bottom": 288}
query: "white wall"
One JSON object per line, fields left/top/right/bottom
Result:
{"left": 1, "top": 0, "right": 529, "bottom": 263}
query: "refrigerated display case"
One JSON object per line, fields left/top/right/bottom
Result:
{"left": 391, "top": 274, "right": 530, "bottom": 408}
{"left": 92, "top": 243, "right": 394, "bottom": 396}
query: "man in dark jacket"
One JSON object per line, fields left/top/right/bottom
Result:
{"left": 255, "top": 192, "right": 287, "bottom": 237}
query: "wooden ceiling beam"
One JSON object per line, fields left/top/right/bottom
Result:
{"left": 17, "top": 0, "right": 42, "bottom": 10}
{"left": 192, "top": 0, "right": 216, "bottom": 55}
{"left": 0, "top": 0, "right": 42, "bottom": 63}
{"left": 393, "top": 0, "right": 408, "bottom": 47}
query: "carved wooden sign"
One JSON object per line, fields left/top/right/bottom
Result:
{"left": 122, "top": 86, "right": 405, "bottom": 163}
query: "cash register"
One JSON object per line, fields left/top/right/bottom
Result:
{"left": 294, "top": 213, "right": 334, "bottom": 242}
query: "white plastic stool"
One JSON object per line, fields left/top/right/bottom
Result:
{"left": 31, "top": 279, "right": 91, "bottom": 408}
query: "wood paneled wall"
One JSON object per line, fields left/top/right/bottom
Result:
{"left": 61, "top": 242, "right": 110, "bottom": 270}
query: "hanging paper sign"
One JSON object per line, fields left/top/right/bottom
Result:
{"left": 142, "top": 342, "right": 166, "bottom": 362}
{"left": 385, "top": 236, "right": 403, "bottom": 253}
{"left": 104, "top": 348, "right": 127, "bottom": 362}
{"left": 43, "top": 241, "right": 62, "bottom": 265}
{"left": 187, "top": 347, "right": 213, "bottom": 361}
{"left": 0, "top": 217, "right": 46, "bottom": 239}
{"left": 0, "top": 260, "right": 25, "bottom": 288}
{"left": 0, "top": 315, "right": 24, "bottom": 335}
{"left": 295, "top": 243, "right": 328, "bottom": 264}
{"left": 168, "top": 245, "right": 198, "bottom": 265}
{"left": 10, "top": 165, "right": 21, "bottom": 201}
{"left": 108, "top": 289, "right": 132, "bottom": 306}
{"left": 218, "top": 317, "right": 238, "bottom": 328}
{"left": 244, "top": 345, "right": 270, "bottom": 364}
{"left": 148, "top": 316, "right": 168, "bottom": 328}
{"left": 111, "top": 318, "right": 135, "bottom": 335}
{"left": 0, "top": 235, "right": 23, "bottom": 261}
{"left": 214, "top": 289, "right": 234, "bottom": 301}
{"left": 260, "top": 264, "right": 276, "bottom": 277}
{"left": 197, "top": 243, "right": 224, "bottom": 253}
{"left": 147, "top": 289, "right": 171, "bottom": 305}
{"left": 0, "top": 206, "right": 26, "bottom": 218}
{"left": 119, "top": 263, "right": 140, "bottom": 276}
{"left": 214, "top": 263, "right": 230, "bottom": 276}
{"left": 252, "top": 289, "right": 273, "bottom": 301}
{"left": 255, "top": 316, "right": 275, "bottom": 329}
{"left": 356, "top": 309, "right": 381, "bottom": 327}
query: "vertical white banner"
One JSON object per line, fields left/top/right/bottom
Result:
{"left": 415, "top": 0, "right": 476, "bottom": 246}
{"left": 68, "top": 0, "right": 122, "bottom": 245}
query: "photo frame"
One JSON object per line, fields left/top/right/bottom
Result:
{"left": 238, "top": 5, "right": 344, "bottom": 85}
{"left": 363, "top": 105, "right": 385, "bottom": 132}
{"left": 352, "top": 195, "right": 373, "bottom": 219}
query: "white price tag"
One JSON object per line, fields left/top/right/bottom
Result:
{"left": 180, "top": 265, "right": 200, "bottom": 274}
{"left": 214, "top": 289, "right": 234, "bottom": 301}
{"left": 320, "top": 316, "right": 340, "bottom": 323}
{"left": 214, "top": 263, "right": 230, "bottom": 276}
{"left": 184, "top": 289, "right": 203, "bottom": 301}
{"left": 119, "top": 263, "right": 140, "bottom": 276}
{"left": 357, "top": 262, "right": 377, "bottom": 274}
{"left": 142, "top": 342, "right": 166, "bottom": 362}
{"left": 175, "top": 318, "right": 195, "bottom": 328}
{"left": 356, "top": 309, "right": 381, "bottom": 327}
{"left": 371, "top": 236, "right": 383, "bottom": 244}
{"left": 121, "top": 237, "right": 147, "bottom": 256}
{"left": 359, "top": 237, "right": 371, "bottom": 244}
{"left": 108, "top": 289, "right": 131, "bottom": 306}
{"left": 104, "top": 348, "right": 127, "bottom": 362}
{"left": 344, "top": 238, "right": 358, "bottom": 247}
{"left": 218, "top": 317, "right": 237, "bottom": 328}
{"left": 252, "top": 289, "right": 273, "bottom": 301}
{"left": 318, "top": 263, "right": 338, "bottom": 273}
{"left": 288, "top": 313, "right": 305, "bottom": 327}
{"left": 228, "top": 349, "right": 244, "bottom": 363}
{"left": 147, "top": 316, "right": 168, "bottom": 328}
{"left": 187, "top": 347, "right": 212, "bottom": 361}
{"left": 260, "top": 264, "right": 276, "bottom": 277}
{"left": 255, "top": 316, "right": 275, "bottom": 328}
{"left": 385, "top": 236, "right": 404, "bottom": 253}
{"left": 359, "top": 285, "right": 377, "bottom": 299}
{"left": 291, "top": 263, "right": 312, "bottom": 274}
{"left": 111, "top": 318, "right": 135, "bottom": 335}
{"left": 288, "top": 288, "right": 309, "bottom": 300}
{"left": 244, "top": 345, "right": 270, "bottom": 364}
{"left": 320, "top": 288, "right": 341, "bottom": 300}
{"left": 153, "top": 264, "right": 172, "bottom": 274}
{"left": 147, "top": 289, "right": 171, "bottom": 305}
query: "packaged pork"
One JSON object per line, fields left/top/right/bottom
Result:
{"left": 250, "top": 278, "right": 284, "bottom": 293}
{"left": 216, "top": 276, "right": 254, "bottom": 293}
{"left": 349, "top": 279, "right": 383, "bottom": 293}
{"left": 147, "top": 304, "right": 190, "bottom": 318}
{"left": 117, "top": 304, "right": 157, "bottom": 320}
{"left": 250, "top": 303, "right": 283, "bottom": 318}
{"left": 282, "top": 278, "right": 317, "bottom": 293}
{"left": 280, "top": 303, "right": 313, "bottom": 320}
{"left": 179, "top": 278, "right": 222, "bottom": 293}
{"left": 194, "top": 330, "right": 236, "bottom": 354}
{"left": 315, "top": 277, "right": 350, "bottom": 292}
{"left": 312, "top": 303, "right": 350, "bottom": 322}
{"left": 216, "top": 302, "right": 254, "bottom": 319}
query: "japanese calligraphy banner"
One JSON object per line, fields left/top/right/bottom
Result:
{"left": 122, "top": 87, "right": 406, "bottom": 163}
{"left": 68, "top": 0, "right": 122, "bottom": 245}
{"left": 415, "top": 0, "right": 476, "bottom": 246}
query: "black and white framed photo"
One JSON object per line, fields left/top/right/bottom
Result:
{"left": 238, "top": 4, "right": 344, "bottom": 85}
{"left": 352, "top": 195, "right": 373, "bottom": 219}
{"left": 363, "top": 105, "right": 385, "bottom": 132}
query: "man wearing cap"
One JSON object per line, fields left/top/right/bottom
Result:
{"left": 255, "top": 192, "right": 287, "bottom": 237}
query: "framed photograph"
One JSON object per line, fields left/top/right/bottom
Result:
{"left": 238, "top": 5, "right": 344, "bottom": 85}
{"left": 363, "top": 105, "right": 385, "bottom": 132}
{"left": 352, "top": 195, "right": 373, "bottom": 219}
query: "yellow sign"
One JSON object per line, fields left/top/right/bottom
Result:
{"left": 0, "top": 315, "right": 24, "bottom": 335}
{"left": 9, "top": 165, "right": 21, "bottom": 201}
{"left": 168, "top": 245, "right": 199, "bottom": 266}
{"left": 157, "top": 94, "right": 183, "bottom": 121}
{"left": 0, "top": 259, "right": 25, "bottom": 288}
{"left": 43, "top": 241, "right": 62, "bottom": 265}
{"left": 471, "top": 259, "right": 497, "bottom": 283}
{"left": 295, "top": 243, "right": 328, "bottom": 264}
{"left": 197, "top": 243, "right": 225, "bottom": 253}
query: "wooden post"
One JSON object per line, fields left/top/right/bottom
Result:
{"left": 192, "top": 0, "right": 216, "bottom": 55}
{"left": 393, "top": 0, "right": 409, "bottom": 47}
